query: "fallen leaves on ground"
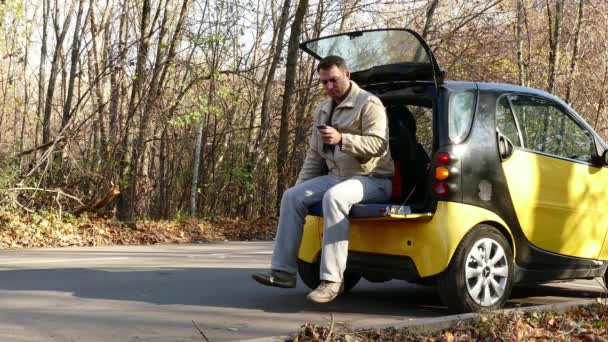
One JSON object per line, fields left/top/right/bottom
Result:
{"left": 290, "top": 303, "right": 608, "bottom": 341}
{"left": 0, "top": 210, "right": 277, "bottom": 248}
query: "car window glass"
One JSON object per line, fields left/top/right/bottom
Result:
{"left": 448, "top": 92, "right": 476, "bottom": 142}
{"left": 496, "top": 96, "right": 521, "bottom": 147}
{"left": 509, "top": 95, "right": 595, "bottom": 163}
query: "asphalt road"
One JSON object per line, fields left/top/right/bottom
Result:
{"left": 0, "top": 242, "right": 604, "bottom": 341}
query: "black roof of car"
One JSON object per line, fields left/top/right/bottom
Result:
{"left": 442, "top": 81, "right": 606, "bottom": 147}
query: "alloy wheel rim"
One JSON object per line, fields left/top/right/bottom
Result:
{"left": 464, "top": 237, "right": 509, "bottom": 306}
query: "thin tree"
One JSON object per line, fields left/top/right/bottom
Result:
{"left": 546, "top": 0, "right": 564, "bottom": 94}
{"left": 62, "top": 0, "right": 85, "bottom": 129}
{"left": 42, "top": 0, "right": 77, "bottom": 145}
{"left": 564, "top": 0, "right": 584, "bottom": 104}
{"left": 276, "top": 0, "right": 309, "bottom": 213}
{"left": 250, "top": 0, "right": 292, "bottom": 161}
{"left": 516, "top": 0, "right": 528, "bottom": 86}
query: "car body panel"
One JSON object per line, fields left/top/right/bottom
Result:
{"left": 298, "top": 216, "right": 322, "bottom": 263}
{"left": 298, "top": 201, "right": 513, "bottom": 277}
{"left": 501, "top": 140, "right": 608, "bottom": 260}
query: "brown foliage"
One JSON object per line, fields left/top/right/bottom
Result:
{"left": 0, "top": 210, "right": 277, "bottom": 249}
{"left": 290, "top": 304, "right": 608, "bottom": 341}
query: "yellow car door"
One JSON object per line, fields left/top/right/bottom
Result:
{"left": 496, "top": 95, "right": 608, "bottom": 260}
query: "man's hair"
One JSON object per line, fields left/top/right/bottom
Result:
{"left": 316, "top": 55, "right": 347, "bottom": 72}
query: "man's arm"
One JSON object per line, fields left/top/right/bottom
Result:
{"left": 340, "top": 99, "right": 389, "bottom": 158}
{"left": 296, "top": 127, "right": 326, "bottom": 185}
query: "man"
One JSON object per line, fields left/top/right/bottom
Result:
{"left": 252, "top": 55, "right": 393, "bottom": 303}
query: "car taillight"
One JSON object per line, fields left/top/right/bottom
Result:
{"left": 435, "top": 166, "right": 450, "bottom": 180}
{"left": 432, "top": 182, "right": 449, "bottom": 196}
{"left": 433, "top": 151, "right": 456, "bottom": 197}
{"left": 436, "top": 152, "right": 451, "bottom": 164}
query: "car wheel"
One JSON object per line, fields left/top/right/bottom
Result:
{"left": 438, "top": 224, "right": 514, "bottom": 313}
{"left": 297, "top": 259, "right": 361, "bottom": 292}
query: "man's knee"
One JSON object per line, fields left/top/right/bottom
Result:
{"left": 281, "top": 186, "right": 301, "bottom": 207}
{"left": 322, "top": 187, "right": 348, "bottom": 209}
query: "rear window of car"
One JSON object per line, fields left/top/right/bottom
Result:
{"left": 448, "top": 91, "right": 476, "bottom": 142}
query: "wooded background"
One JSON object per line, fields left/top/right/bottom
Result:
{"left": 0, "top": 0, "right": 605, "bottom": 221}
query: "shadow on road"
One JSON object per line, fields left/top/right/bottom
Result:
{"left": 0, "top": 267, "right": 601, "bottom": 315}
{"left": 0, "top": 267, "right": 444, "bottom": 315}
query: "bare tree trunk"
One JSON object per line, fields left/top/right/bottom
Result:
{"left": 564, "top": 0, "right": 584, "bottom": 104}
{"left": 289, "top": 0, "right": 325, "bottom": 182}
{"left": 421, "top": 0, "right": 439, "bottom": 40}
{"left": 36, "top": 0, "right": 50, "bottom": 149}
{"left": 276, "top": 0, "right": 308, "bottom": 213}
{"left": 19, "top": 24, "right": 31, "bottom": 164}
{"left": 117, "top": 0, "right": 152, "bottom": 221}
{"left": 42, "top": 0, "right": 77, "bottom": 144}
{"left": 108, "top": 2, "right": 128, "bottom": 160}
{"left": 62, "top": 0, "right": 85, "bottom": 129}
{"left": 250, "top": 0, "right": 291, "bottom": 158}
{"left": 546, "top": 0, "right": 564, "bottom": 94}
{"left": 516, "top": 0, "right": 528, "bottom": 87}
{"left": 337, "top": 0, "right": 360, "bottom": 33}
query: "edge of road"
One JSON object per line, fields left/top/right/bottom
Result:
{"left": 237, "top": 298, "right": 599, "bottom": 342}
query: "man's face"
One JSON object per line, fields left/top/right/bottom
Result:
{"left": 318, "top": 65, "right": 351, "bottom": 101}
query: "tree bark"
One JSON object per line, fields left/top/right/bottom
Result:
{"left": 62, "top": 0, "right": 84, "bottom": 129}
{"left": 250, "top": 0, "right": 291, "bottom": 159}
{"left": 117, "top": 0, "right": 152, "bottom": 221}
{"left": 564, "top": 0, "right": 584, "bottom": 104}
{"left": 516, "top": 0, "right": 528, "bottom": 87}
{"left": 275, "top": 0, "right": 308, "bottom": 213}
{"left": 42, "top": 0, "right": 77, "bottom": 145}
{"left": 546, "top": 0, "right": 564, "bottom": 94}
{"left": 421, "top": 0, "right": 439, "bottom": 40}
{"left": 36, "top": 0, "right": 50, "bottom": 149}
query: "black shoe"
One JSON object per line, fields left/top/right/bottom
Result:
{"left": 252, "top": 270, "right": 296, "bottom": 288}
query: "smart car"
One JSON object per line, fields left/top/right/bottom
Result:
{"left": 296, "top": 28, "right": 608, "bottom": 313}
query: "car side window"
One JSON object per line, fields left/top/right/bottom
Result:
{"left": 448, "top": 92, "right": 476, "bottom": 143}
{"left": 508, "top": 95, "right": 595, "bottom": 163}
{"left": 496, "top": 96, "right": 521, "bottom": 147}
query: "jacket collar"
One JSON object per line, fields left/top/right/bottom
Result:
{"left": 320, "top": 81, "right": 360, "bottom": 113}
{"left": 335, "top": 81, "right": 360, "bottom": 109}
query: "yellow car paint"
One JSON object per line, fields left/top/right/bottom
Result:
{"left": 297, "top": 201, "right": 514, "bottom": 277}
{"left": 502, "top": 149, "right": 608, "bottom": 260}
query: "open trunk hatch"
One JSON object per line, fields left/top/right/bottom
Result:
{"left": 300, "top": 28, "right": 444, "bottom": 87}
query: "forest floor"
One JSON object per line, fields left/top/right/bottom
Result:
{"left": 291, "top": 303, "right": 608, "bottom": 341}
{"left": 0, "top": 210, "right": 277, "bottom": 248}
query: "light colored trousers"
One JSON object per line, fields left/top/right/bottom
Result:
{"left": 271, "top": 174, "right": 392, "bottom": 283}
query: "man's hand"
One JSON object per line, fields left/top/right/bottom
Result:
{"left": 319, "top": 126, "right": 342, "bottom": 145}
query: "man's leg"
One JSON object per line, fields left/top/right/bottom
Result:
{"left": 307, "top": 176, "right": 391, "bottom": 302}
{"left": 252, "top": 175, "right": 340, "bottom": 288}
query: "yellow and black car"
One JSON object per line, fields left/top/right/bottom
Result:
{"left": 297, "top": 28, "right": 608, "bottom": 313}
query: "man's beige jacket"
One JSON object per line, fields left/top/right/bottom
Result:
{"left": 296, "top": 81, "right": 394, "bottom": 184}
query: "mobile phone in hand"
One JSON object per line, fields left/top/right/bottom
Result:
{"left": 316, "top": 124, "right": 328, "bottom": 130}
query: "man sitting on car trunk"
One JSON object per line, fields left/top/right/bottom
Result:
{"left": 252, "top": 55, "right": 394, "bottom": 303}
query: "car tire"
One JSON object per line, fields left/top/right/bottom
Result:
{"left": 437, "top": 224, "right": 514, "bottom": 313}
{"left": 297, "top": 259, "right": 361, "bottom": 292}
